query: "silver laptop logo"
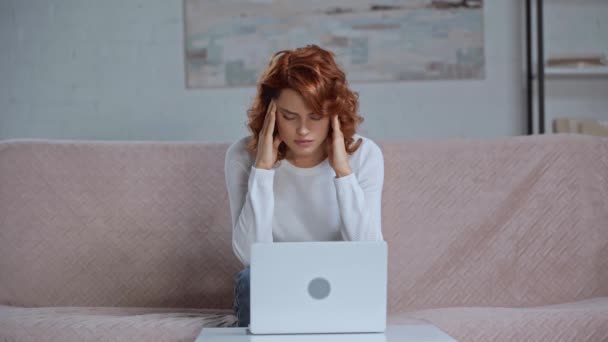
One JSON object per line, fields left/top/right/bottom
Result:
{"left": 308, "top": 277, "right": 331, "bottom": 300}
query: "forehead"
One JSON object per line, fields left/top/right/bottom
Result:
{"left": 276, "top": 89, "right": 313, "bottom": 113}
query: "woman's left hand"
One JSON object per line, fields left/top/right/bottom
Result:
{"left": 326, "top": 114, "right": 352, "bottom": 178}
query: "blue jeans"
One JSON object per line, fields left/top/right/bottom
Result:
{"left": 233, "top": 267, "right": 251, "bottom": 327}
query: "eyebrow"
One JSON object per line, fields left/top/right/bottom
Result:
{"left": 277, "top": 106, "right": 314, "bottom": 116}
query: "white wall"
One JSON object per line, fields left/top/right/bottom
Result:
{"left": 2, "top": 1, "right": 525, "bottom": 142}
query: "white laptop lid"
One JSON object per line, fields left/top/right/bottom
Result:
{"left": 249, "top": 241, "right": 387, "bottom": 335}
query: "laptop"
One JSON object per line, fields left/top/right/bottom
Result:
{"left": 249, "top": 241, "right": 388, "bottom": 335}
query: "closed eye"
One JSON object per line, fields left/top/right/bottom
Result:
{"left": 310, "top": 114, "right": 322, "bottom": 120}
{"left": 279, "top": 108, "right": 322, "bottom": 121}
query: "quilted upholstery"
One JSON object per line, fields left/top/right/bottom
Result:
{"left": 0, "top": 141, "right": 240, "bottom": 309}
{"left": 389, "top": 297, "right": 608, "bottom": 341}
{"left": 381, "top": 134, "right": 608, "bottom": 312}
{"left": 1, "top": 134, "right": 607, "bottom": 341}
{"left": 0, "top": 305, "right": 236, "bottom": 342}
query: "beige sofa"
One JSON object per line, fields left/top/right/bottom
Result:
{"left": 1, "top": 134, "right": 607, "bottom": 341}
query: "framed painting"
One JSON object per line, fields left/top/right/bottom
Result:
{"left": 184, "top": 0, "right": 484, "bottom": 88}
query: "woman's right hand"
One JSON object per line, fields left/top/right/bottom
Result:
{"left": 255, "top": 99, "right": 283, "bottom": 170}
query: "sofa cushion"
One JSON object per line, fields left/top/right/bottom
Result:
{"left": 3, "top": 298, "right": 606, "bottom": 341}
{"left": 0, "top": 305, "right": 236, "bottom": 342}
{"left": 390, "top": 297, "right": 608, "bottom": 341}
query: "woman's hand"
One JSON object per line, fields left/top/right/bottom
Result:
{"left": 255, "top": 99, "right": 283, "bottom": 170}
{"left": 326, "top": 114, "right": 352, "bottom": 178}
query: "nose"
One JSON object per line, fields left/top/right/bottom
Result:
{"left": 296, "top": 121, "right": 310, "bottom": 136}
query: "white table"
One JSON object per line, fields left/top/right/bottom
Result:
{"left": 196, "top": 325, "right": 458, "bottom": 342}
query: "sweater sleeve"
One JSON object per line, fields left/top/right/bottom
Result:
{"left": 333, "top": 141, "right": 385, "bottom": 242}
{"left": 224, "top": 147, "right": 275, "bottom": 266}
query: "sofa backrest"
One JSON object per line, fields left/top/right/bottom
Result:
{"left": 0, "top": 140, "right": 238, "bottom": 309}
{"left": 381, "top": 134, "right": 608, "bottom": 312}
{"left": 1, "top": 135, "right": 606, "bottom": 311}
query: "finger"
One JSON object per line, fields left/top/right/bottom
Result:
{"left": 267, "top": 101, "right": 276, "bottom": 139}
{"left": 273, "top": 134, "right": 282, "bottom": 149}
{"left": 262, "top": 100, "right": 274, "bottom": 138}
{"left": 331, "top": 115, "right": 338, "bottom": 138}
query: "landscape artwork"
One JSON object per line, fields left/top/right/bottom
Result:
{"left": 184, "top": 0, "right": 485, "bottom": 88}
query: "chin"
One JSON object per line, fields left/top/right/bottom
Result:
{"left": 288, "top": 142, "right": 320, "bottom": 155}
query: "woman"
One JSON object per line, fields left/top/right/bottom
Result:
{"left": 224, "top": 44, "right": 385, "bottom": 327}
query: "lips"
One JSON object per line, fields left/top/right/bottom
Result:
{"left": 295, "top": 140, "right": 314, "bottom": 147}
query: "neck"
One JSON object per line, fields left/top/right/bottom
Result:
{"left": 286, "top": 147, "right": 328, "bottom": 168}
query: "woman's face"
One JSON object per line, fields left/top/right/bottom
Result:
{"left": 275, "top": 88, "right": 331, "bottom": 163}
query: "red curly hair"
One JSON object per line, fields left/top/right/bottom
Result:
{"left": 245, "top": 44, "right": 364, "bottom": 162}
